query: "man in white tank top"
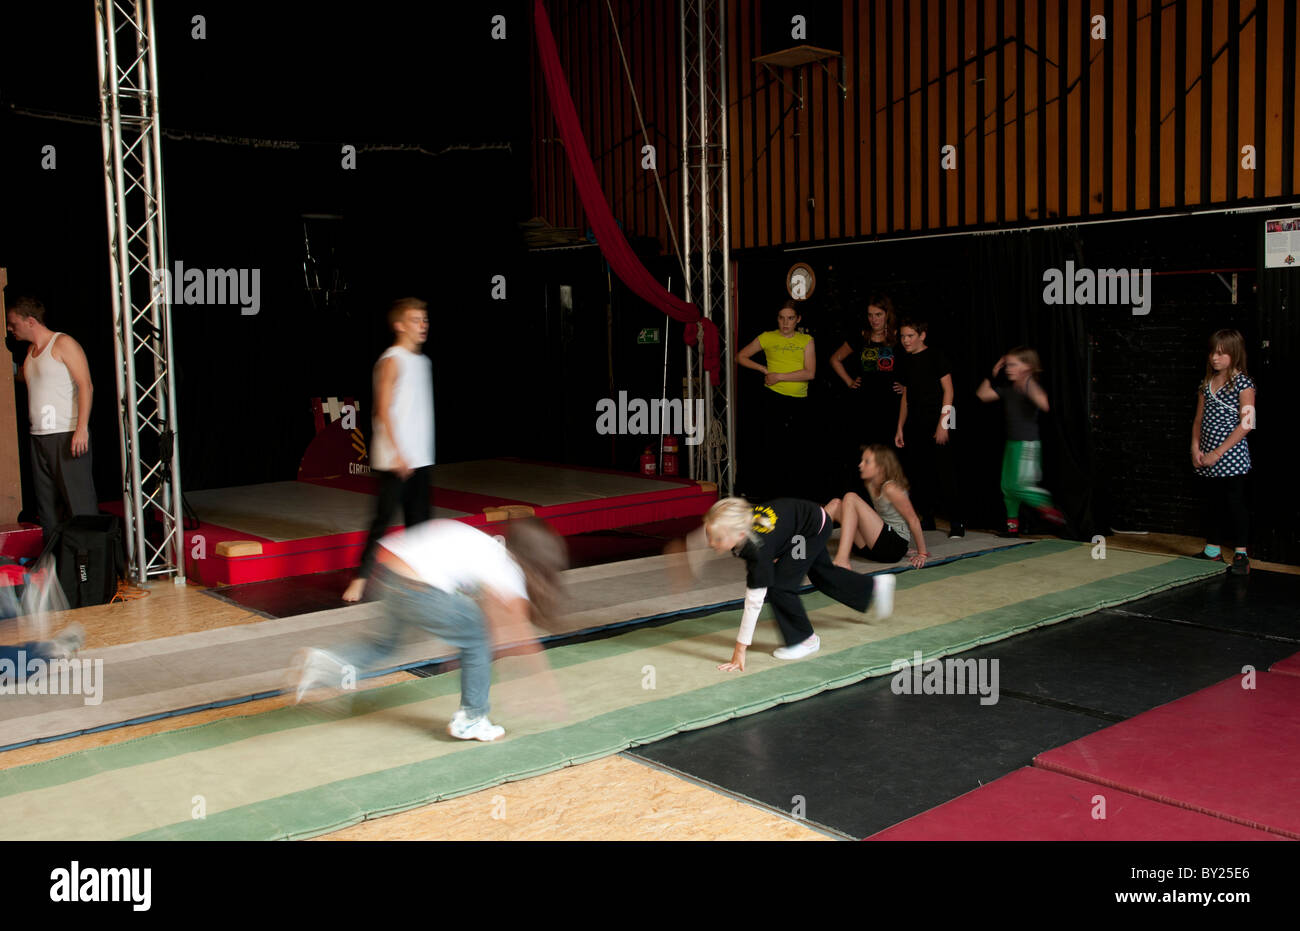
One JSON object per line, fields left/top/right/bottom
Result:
{"left": 342, "top": 298, "right": 435, "bottom": 602}
{"left": 5, "top": 297, "right": 99, "bottom": 532}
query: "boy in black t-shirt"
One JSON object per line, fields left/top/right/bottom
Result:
{"left": 894, "top": 319, "right": 964, "bottom": 537}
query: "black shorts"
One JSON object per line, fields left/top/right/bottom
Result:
{"left": 854, "top": 524, "right": 910, "bottom": 563}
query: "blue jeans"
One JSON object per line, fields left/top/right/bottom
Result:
{"left": 339, "top": 563, "right": 492, "bottom": 718}
{"left": 0, "top": 642, "right": 51, "bottom": 665}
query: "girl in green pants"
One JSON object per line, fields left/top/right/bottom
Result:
{"left": 977, "top": 347, "right": 1065, "bottom": 536}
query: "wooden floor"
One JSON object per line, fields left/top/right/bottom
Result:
{"left": 1, "top": 527, "right": 1289, "bottom": 840}
{"left": 21, "top": 577, "right": 265, "bottom": 649}
{"left": 1096, "top": 531, "right": 1297, "bottom": 575}
{"left": 317, "top": 754, "right": 830, "bottom": 841}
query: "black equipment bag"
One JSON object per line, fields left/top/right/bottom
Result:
{"left": 37, "top": 514, "right": 128, "bottom": 609}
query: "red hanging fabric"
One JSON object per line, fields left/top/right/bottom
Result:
{"left": 532, "top": 0, "right": 721, "bottom": 386}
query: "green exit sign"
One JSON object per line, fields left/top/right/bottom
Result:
{"left": 637, "top": 328, "right": 661, "bottom": 344}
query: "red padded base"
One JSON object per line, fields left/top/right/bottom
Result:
{"left": 172, "top": 471, "right": 714, "bottom": 586}
{"left": 1269, "top": 651, "right": 1300, "bottom": 679}
{"left": 866, "top": 767, "right": 1281, "bottom": 841}
{"left": 0, "top": 523, "right": 43, "bottom": 561}
{"left": 1035, "top": 673, "right": 1300, "bottom": 838}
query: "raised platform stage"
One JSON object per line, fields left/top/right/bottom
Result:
{"left": 0, "top": 523, "right": 44, "bottom": 590}
{"left": 0, "top": 524, "right": 43, "bottom": 562}
{"left": 175, "top": 458, "right": 714, "bottom": 586}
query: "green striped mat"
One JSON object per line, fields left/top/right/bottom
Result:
{"left": 0, "top": 542, "right": 1222, "bottom": 840}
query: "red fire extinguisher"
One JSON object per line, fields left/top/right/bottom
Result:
{"left": 662, "top": 435, "right": 679, "bottom": 476}
{"left": 640, "top": 446, "right": 658, "bottom": 477}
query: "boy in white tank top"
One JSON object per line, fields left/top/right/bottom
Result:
{"left": 5, "top": 297, "right": 99, "bottom": 532}
{"left": 342, "top": 298, "right": 435, "bottom": 602}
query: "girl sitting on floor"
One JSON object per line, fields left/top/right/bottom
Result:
{"left": 826, "top": 445, "right": 929, "bottom": 571}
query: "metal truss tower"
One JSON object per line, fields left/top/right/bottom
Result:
{"left": 680, "top": 0, "right": 735, "bottom": 494}
{"left": 95, "top": 0, "right": 185, "bottom": 583}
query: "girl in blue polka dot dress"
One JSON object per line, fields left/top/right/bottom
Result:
{"left": 1190, "top": 329, "right": 1256, "bottom": 575}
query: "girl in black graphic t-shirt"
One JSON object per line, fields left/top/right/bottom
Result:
{"left": 830, "top": 295, "right": 904, "bottom": 453}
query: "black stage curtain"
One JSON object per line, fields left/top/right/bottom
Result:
{"left": 1254, "top": 236, "right": 1300, "bottom": 565}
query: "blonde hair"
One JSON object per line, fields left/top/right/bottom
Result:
{"left": 1006, "top": 346, "right": 1042, "bottom": 374}
{"left": 1200, "top": 329, "right": 1248, "bottom": 390}
{"left": 863, "top": 444, "right": 909, "bottom": 493}
{"left": 704, "top": 496, "right": 757, "bottom": 544}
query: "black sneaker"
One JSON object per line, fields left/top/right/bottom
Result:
{"left": 947, "top": 522, "right": 966, "bottom": 539}
{"left": 919, "top": 517, "right": 937, "bottom": 532}
{"left": 1229, "top": 552, "right": 1250, "bottom": 575}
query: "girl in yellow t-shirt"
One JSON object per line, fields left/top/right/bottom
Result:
{"left": 737, "top": 301, "right": 816, "bottom": 398}
{"left": 736, "top": 300, "right": 816, "bottom": 498}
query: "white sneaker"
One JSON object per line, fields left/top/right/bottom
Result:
{"left": 448, "top": 709, "right": 506, "bottom": 742}
{"left": 292, "top": 647, "right": 349, "bottom": 703}
{"left": 872, "top": 574, "right": 896, "bottom": 619}
{"left": 46, "top": 623, "right": 85, "bottom": 659}
{"left": 773, "top": 633, "right": 820, "bottom": 660}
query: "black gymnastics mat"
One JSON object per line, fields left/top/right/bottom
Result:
{"left": 1103, "top": 568, "right": 1300, "bottom": 643}
{"left": 629, "top": 569, "right": 1300, "bottom": 839}
{"left": 626, "top": 674, "right": 1114, "bottom": 840}
{"left": 949, "top": 606, "right": 1300, "bottom": 720}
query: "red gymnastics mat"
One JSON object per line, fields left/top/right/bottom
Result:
{"left": 865, "top": 767, "right": 1281, "bottom": 841}
{"left": 1269, "top": 651, "right": 1300, "bottom": 679}
{"left": 1034, "top": 672, "right": 1300, "bottom": 838}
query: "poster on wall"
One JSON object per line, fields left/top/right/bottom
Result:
{"left": 1264, "top": 219, "right": 1300, "bottom": 268}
